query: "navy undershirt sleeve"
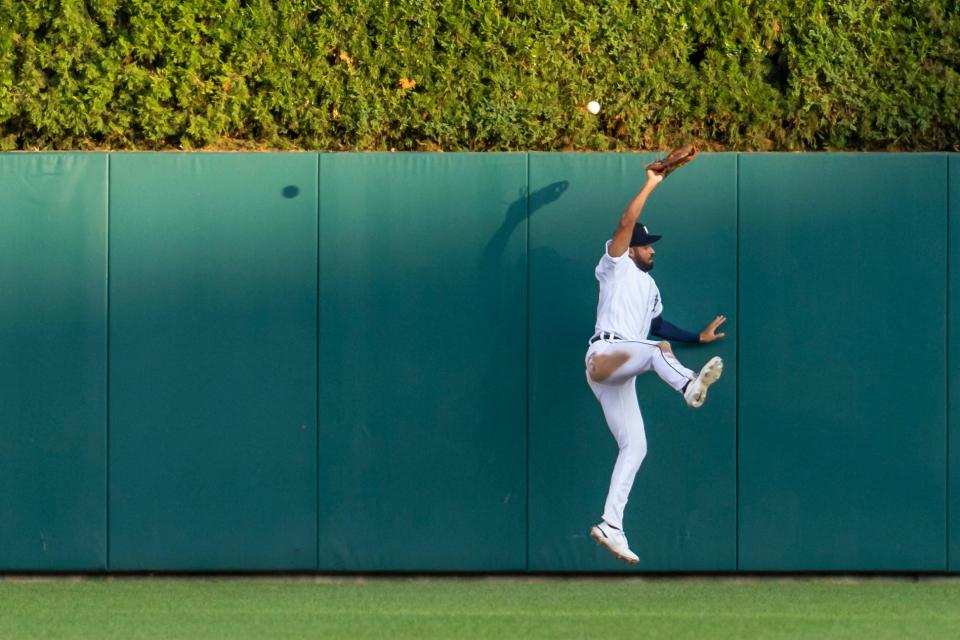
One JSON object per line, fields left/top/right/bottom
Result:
{"left": 650, "top": 315, "right": 700, "bottom": 343}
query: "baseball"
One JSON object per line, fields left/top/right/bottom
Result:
{"left": 587, "top": 100, "right": 601, "bottom": 115}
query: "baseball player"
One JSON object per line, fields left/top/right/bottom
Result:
{"left": 586, "top": 158, "right": 725, "bottom": 564}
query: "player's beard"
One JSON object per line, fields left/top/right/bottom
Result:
{"left": 629, "top": 250, "right": 654, "bottom": 272}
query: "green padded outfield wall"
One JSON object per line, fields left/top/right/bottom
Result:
{"left": 0, "top": 154, "right": 107, "bottom": 570}
{"left": 952, "top": 155, "right": 960, "bottom": 572}
{"left": 108, "top": 154, "right": 318, "bottom": 570}
{"left": 3, "top": 151, "right": 959, "bottom": 573}
{"left": 528, "top": 153, "right": 737, "bottom": 571}
{"left": 317, "top": 153, "right": 528, "bottom": 571}
{"left": 739, "top": 154, "right": 948, "bottom": 571}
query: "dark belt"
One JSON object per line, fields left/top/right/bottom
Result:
{"left": 589, "top": 331, "right": 626, "bottom": 345}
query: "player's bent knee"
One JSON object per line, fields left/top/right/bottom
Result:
{"left": 587, "top": 352, "right": 630, "bottom": 382}
{"left": 633, "top": 441, "right": 649, "bottom": 461}
{"left": 621, "top": 445, "right": 647, "bottom": 469}
{"left": 658, "top": 341, "right": 673, "bottom": 355}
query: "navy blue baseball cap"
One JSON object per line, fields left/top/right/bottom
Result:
{"left": 630, "top": 223, "right": 662, "bottom": 246}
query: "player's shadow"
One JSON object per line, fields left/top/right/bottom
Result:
{"left": 481, "top": 180, "right": 569, "bottom": 267}
{"left": 472, "top": 180, "right": 570, "bottom": 356}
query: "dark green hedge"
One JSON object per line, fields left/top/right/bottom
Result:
{"left": 1, "top": 0, "right": 957, "bottom": 150}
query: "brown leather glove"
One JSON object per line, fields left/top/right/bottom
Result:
{"left": 646, "top": 145, "right": 698, "bottom": 178}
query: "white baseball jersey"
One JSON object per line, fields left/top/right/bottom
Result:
{"left": 593, "top": 240, "right": 663, "bottom": 341}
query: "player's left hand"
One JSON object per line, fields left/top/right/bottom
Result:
{"left": 645, "top": 169, "right": 664, "bottom": 187}
{"left": 699, "top": 315, "right": 726, "bottom": 343}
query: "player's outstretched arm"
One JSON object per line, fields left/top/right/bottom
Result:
{"left": 650, "top": 315, "right": 700, "bottom": 343}
{"left": 608, "top": 169, "right": 663, "bottom": 257}
{"left": 698, "top": 315, "right": 727, "bottom": 343}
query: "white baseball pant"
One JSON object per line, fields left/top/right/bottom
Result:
{"left": 585, "top": 336, "right": 695, "bottom": 530}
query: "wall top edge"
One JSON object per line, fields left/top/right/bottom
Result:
{"left": 0, "top": 151, "right": 956, "bottom": 156}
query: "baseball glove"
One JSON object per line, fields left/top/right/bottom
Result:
{"left": 646, "top": 145, "right": 698, "bottom": 178}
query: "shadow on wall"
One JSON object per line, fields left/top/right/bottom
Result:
{"left": 479, "top": 179, "right": 597, "bottom": 342}
{"left": 481, "top": 181, "right": 569, "bottom": 266}
{"left": 479, "top": 176, "right": 600, "bottom": 409}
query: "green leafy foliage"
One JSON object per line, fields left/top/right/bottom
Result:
{"left": 1, "top": 0, "right": 957, "bottom": 150}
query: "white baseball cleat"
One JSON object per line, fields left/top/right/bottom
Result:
{"left": 684, "top": 356, "right": 723, "bottom": 408}
{"left": 590, "top": 521, "right": 639, "bottom": 564}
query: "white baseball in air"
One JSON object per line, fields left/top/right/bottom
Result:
{"left": 586, "top": 100, "right": 601, "bottom": 114}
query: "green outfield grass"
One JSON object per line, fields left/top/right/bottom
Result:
{"left": 2, "top": 577, "right": 959, "bottom": 639}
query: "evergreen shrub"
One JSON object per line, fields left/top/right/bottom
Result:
{"left": 1, "top": 0, "right": 957, "bottom": 150}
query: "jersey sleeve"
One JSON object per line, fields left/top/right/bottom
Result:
{"left": 649, "top": 315, "right": 700, "bottom": 343}
{"left": 595, "top": 239, "right": 629, "bottom": 281}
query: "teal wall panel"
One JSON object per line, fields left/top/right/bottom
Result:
{"left": 0, "top": 153, "right": 107, "bottom": 569}
{"left": 318, "top": 153, "right": 527, "bottom": 570}
{"left": 739, "top": 153, "right": 947, "bottom": 571}
{"left": 1, "top": 151, "right": 955, "bottom": 573}
{"left": 528, "top": 153, "right": 737, "bottom": 571}
{"left": 951, "top": 155, "right": 960, "bottom": 571}
{"left": 109, "top": 154, "right": 318, "bottom": 569}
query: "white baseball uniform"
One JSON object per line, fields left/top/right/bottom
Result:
{"left": 586, "top": 240, "right": 696, "bottom": 530}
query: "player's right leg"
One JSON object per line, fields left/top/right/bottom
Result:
{"left": 682, "top": 356, "right": 724, "bottom": 408}
{"left": 587, "top": 339, "right": 723, "bottom": 409}
{"left": 651, "top": 341, "right": 723, "bottom": 408}
{"left": 586, "top": 339, "right": 691, "bottom": 390}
